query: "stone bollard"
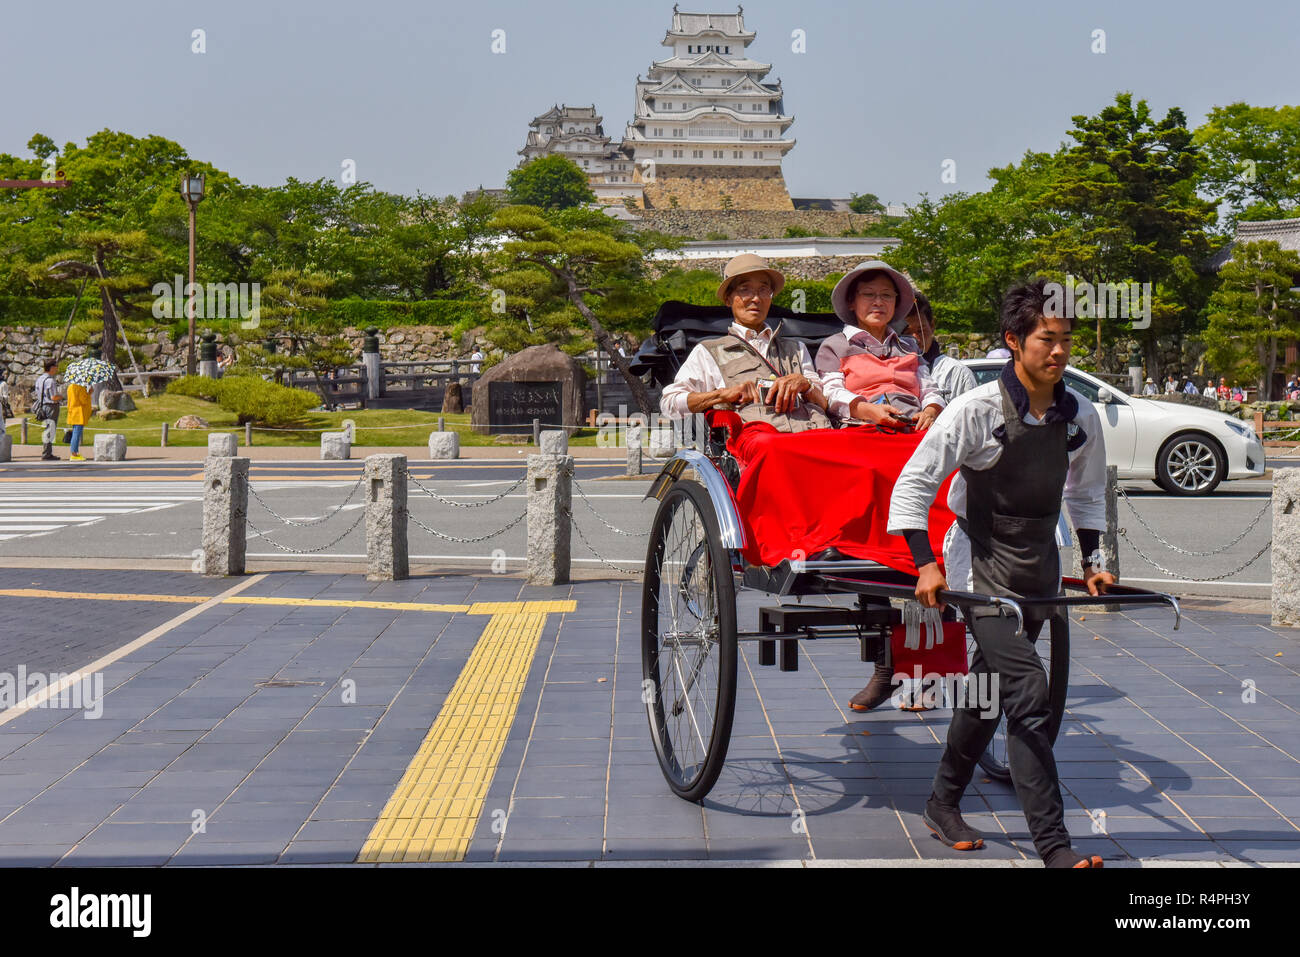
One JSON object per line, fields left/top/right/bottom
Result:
{"left": 428, "top": 431, "right": 459, "bottom": 460}
{"left": 321, "top": 432, "right": 351, "bottom": 460}
{"left": 208, "top": 433, "right": 238, "bottom": 457}
{"left": 626, "top": 424, "right": 643, "bottom": 477}
{"left": 648, "top": 422, "right": 676, "bottom": 459}
{"left": 93, "top": 434, "right": 127, "bottom": 461}
{"left": 160, "top": 422, "right": 169, "bottom": 448}
{"left": 246, "top": 422, "right": 253, "bottom": 447}
{"left": 539, "top": 430, "right": 568, "bottom": 456}
{"left": 0, "top": 434, "right": 10, "bottom": 463}
{"left": 1273, "top": 468, "right": 1300, "bottom": 628}
{"left": 527, "top": 453, "right": 573, "bottom": 586}
{"left": 365, "top": 454, "right": 409, "bottom": 582}
{"left": 202, "top": 456, "right": 248, "bottom": 576}
{"left": 20, "top": 418, "right": 28, "bottom": 445}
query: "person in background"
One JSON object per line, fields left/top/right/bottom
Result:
{"left": 904, "top": 291, "right": 978, "bottom": 404}
{"left": 1217, "top": 377, "right": 1231, "bottom": 401}
{"left": 33, "top": 358, "right": 62, "bottom": 462}
{"left": 1142, "top": 377, "right": 1158, "bottom": 396}
{"left": 1164, "top": 374, "right": 1178, "bottom": 394}
{"left": 65, "top": 381, "right": 91, "bottom": 462}
{"left": 987, "top": 346, "right": 1012, "bottom": 359}
{"left": 0, "top": 376, "right": 10, "bottom": 435}
{"left": 1182, "top": 377, "right": 1199, "bottom": 395}
{"left": 1231, "top": 382, "right": 1246, "bottom": 402}
{"left": 469, "top": 349, "right": 484, "bottom": 374}
{"left": 1202, "top": 378, "right": 1218, "bottom": 399}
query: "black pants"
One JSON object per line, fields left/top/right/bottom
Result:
{"left": 931, "top": 614, "right": 1070, "bottom": 860}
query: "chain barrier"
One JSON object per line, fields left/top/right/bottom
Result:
{"left": 247, "top": 473, "right": 366, "bottom": 527}
{"left": 1118, "top": 527, "right": 1272, "bottom": 582}
{"left": 410, "top": 508, "right": 527, "bottom": 544}
{"left": 1116, "top": 484, "right": 1272, "bottom": 556}
{"left": 572, "top": 481, "right": 641, "bottom": 537}
{"left": 570, "top": 514, "right": 643, "bottom": 575}
{"left": 409, "top": 473, "right": 526, "bottom": 508}
{"left": 246, "top": 508, "right": 367, "bottom": 554}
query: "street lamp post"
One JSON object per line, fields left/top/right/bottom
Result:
{"left": 180, "top": 173, "right": 206, "bottom": 376}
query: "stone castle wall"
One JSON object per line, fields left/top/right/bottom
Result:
{"left": 648, "top": 254, "right": 873, "bottom": 281}
{"left": 631, "top": 209, "right": 880, "bottom": 240}
{"left": 0, "top": 325, "right": 484, "bottom": 397}
{"left": 638, "top": 164, "right": 794, "bottom": 211}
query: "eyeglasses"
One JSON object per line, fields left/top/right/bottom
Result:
{"left": 856, "top": 291, "right": 897, "bottom": 302}
{"left": 733, "top": 285, "right": 774, "bottom": 300}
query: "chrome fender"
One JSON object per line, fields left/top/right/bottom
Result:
{"left": 644, "top": 449, "right": 745, "bottom": 550}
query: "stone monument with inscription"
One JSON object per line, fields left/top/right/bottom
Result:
{"left": 471, "top": 344, "right": 587, "bottom": 435}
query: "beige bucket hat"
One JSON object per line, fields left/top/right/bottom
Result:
{"left": 716, "top": 253, "right": 786, "bottom": 303}
{"left": 830, "top": 261, "right": 915, "bottom": 326}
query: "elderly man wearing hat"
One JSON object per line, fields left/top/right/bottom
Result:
{"left": 815, "top": 262, "right": 947, "bottom": 432}
{"left": 659, "top": 254, "right": 831, "bottom": 430}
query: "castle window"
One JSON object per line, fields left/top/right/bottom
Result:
{"left": 664, "top": 102, "right": 671, "bottom": 110}
{"left": 656, "top": 149, "right": 663, "bottom": 157}
{"left": 753, "top": 152, "right": 762, "bottom": 159}
{"left": 693, "top": 150, "right": 703, "bottom": 158}
{"left": 713, "top": 150, "right": 723, "bottom": 158}
{"left": 733, "top": 151, "right": 742, "bottom": 159}
{"left": 673, "top": 149, "right": 683, "bottom": 158}
{"left": 764, "top": 130, "right": 773, "bottom": 138}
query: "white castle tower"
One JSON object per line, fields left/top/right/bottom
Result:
{"left": 622, "top": 5, "right": 796, "bottom": 210}
{"left": 519, "top": 105, "right": 643, "bottom": 206}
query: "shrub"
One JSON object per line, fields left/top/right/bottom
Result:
{"left": 164, "top": 374, "right": 318, "bottom": 426}
{"left": 217, "top": 375, "right": 320, "bottom": 426}
{"left": 705, "top": 232, "right": 730, "bottom": 241}
{"left": 784, "top": 226, "right": 814, "bottom": 238}
{"left": 164, "top": 375, "right": 221, "bottom": 402}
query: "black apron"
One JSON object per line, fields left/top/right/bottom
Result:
{"left": 957, "top": 380, "right": 1067, "bottom": 622}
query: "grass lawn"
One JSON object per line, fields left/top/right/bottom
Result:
{"left": 4, "top": 395, "right": 607, "bottom": 447}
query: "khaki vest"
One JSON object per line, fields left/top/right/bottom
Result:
{"left": 701, "top": 333, "right": 831, "bottom": 432}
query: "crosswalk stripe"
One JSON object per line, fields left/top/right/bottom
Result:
{"left": 0, "top": 484, "right": 201, "bottom": 542}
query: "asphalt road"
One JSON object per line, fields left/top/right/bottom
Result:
{"left": 0, "top": 469, "right": 1280, "bottom": 594}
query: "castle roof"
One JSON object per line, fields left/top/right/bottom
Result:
{"left": 665, "top": 7, "right": 755, "bottom": 43}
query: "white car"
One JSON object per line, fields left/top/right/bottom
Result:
{"left": 962, "top": 360, "right": 1266, "bottom": 496}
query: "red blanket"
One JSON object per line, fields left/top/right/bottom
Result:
{"left": 727, "top": 422, "right": 956, "bottom": 574}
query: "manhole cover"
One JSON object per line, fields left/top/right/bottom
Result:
{"left": 255, "top": 680, "right": 325, "bottom": 688}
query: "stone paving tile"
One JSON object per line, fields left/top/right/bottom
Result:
{"left": 4, "top": 572, "right": 1298, "bottom": 866}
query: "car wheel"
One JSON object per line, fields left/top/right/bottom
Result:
{"left": 1156, "top": 432, "right": 1225, "bottom": 496}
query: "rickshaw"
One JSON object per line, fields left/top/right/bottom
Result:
{"left": 630, "top": 301, "right": 1181, "bottom": 802}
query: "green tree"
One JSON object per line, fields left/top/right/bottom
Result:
{"left": 848, "top": 192, "right": 885, "bottom": 215}
{"left": 251, "top": 270, "right": 353, "bottom": 400}
{"left": 1194, "top": 103, "right": 1300, "bottom": 226}
{"left": 884, "top": 151, "right": 1065, "bottom": 334}
{"left": 1203, "top": 240, "right": 1300, "bottom": 400}
{"left": 505, "top": 156, "right": 596, "bottom": 210}
{"left": 488, "top": 205, "right": 676, "bottom": 415}
{"left": 1030, "top": 93, "right": 1215, "bottom": 373}
{"left": 39, "top": 229, "right": 159, "bottom": 365}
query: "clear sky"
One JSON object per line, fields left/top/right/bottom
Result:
{"left": 1, "top": 0, "right": 1296, "bottom": 205}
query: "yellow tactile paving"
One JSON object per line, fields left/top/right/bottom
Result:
{"left": 0, "top": 589, "right": 571, "bottom": 617}
{"left": 0, "top": 588, "right": 209, "bottom": 604}
{"left": 358, "top": 599, "right": 577, "bottom": 863}
{"left": 223, "top": 596, "right": 471, "bottom": 613}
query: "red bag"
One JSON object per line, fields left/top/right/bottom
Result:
{"left": 890, "top": 620, "right": 969, "bottom": 683}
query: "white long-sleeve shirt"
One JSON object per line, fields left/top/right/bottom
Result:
{"left": 886, "top": 379, "right": 1107, "bottom": 590}
{"left": 659, "top": 322, "right": 822, "bottom": 419}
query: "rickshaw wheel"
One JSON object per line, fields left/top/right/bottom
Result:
{"left": 974, "top": 612, "right": 1070, "bottom": 784}
{"left": 641, "top": 479, "right": 738, "bottom": 802}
